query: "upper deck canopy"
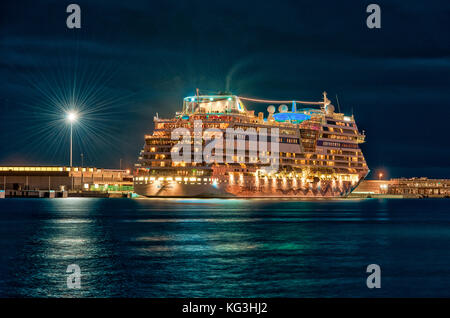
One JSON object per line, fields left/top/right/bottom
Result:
{"left": 183, "top": 95, "right": 246, "bottom": 114}
{"left": 181, "top": 92, "right": 330, "bottom": 120}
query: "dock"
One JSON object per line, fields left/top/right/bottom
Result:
{"left": 0, "top": 166, "right": 134, "bottom": 199}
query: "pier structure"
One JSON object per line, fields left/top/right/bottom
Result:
{"left": 352, "top": 178, "right": 450, "bottom": 198}
{"left": 0, "top": 166, "right": 133, "bottom": 198}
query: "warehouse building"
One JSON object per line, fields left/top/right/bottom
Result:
{"left": 0, "top": 166, "right": 133, "bottom": 197}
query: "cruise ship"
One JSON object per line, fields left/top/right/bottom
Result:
{"left": 134, "top": 91, "right": 369, "bottom": 197}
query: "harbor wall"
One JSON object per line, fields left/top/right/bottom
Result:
{"left": 0, "top": 166, "right": 133, "bottom": 196}
{"left": 353, "top": 178, "right": 450, "bottom": 198}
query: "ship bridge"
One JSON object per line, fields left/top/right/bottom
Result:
{"left": 182, "top": 95, "right": 247, "bottom": 115}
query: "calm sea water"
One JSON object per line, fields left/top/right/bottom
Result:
{"left": 0, "top": 198, "right": 449, "bottom": 297}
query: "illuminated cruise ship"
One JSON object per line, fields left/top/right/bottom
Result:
{"left": 134, "top": 91, "right": 369, "bottom": 197}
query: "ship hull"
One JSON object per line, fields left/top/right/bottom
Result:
{"left": 134, "top": 179, "right": 361, "bottom": 198}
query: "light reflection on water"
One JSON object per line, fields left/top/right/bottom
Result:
{"left": 0, "top": 198, "right": 449, "bottom": 297}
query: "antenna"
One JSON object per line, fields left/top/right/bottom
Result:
{"left": 335, "top": 94, "right": 342, "bottom": 113}
{"left": 322, "top": 91, "right": 330, "bottom": 110}
{"left": 196, "top": 88, "right": 200, "bottom": 103}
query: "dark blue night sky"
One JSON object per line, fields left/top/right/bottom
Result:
{"left": 1, "top": 0, "right": 449, "bottom": 178}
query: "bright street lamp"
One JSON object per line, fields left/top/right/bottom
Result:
{"left": 67, "top": 111, "right": 78, "bottom": 123}
{"left": 66, "top": 111, "right": 78, "bottom": 167}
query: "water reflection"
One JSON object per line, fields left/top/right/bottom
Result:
{"left": 1, "top": 198, "right": 449, "bottom": 297}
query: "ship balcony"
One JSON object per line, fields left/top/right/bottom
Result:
{"left": 356, "top": 134, "right": 366, "bottom": 143}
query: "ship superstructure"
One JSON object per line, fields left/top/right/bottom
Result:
{"left": 134, "top": 92, "right": 369, "bottom": 197}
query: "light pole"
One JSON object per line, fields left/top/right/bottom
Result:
{"left": 80, "top": 153, "right": 84, "bottom": 190}
{"left": 66, "top": 111, "right": 78, "bottom": 167}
